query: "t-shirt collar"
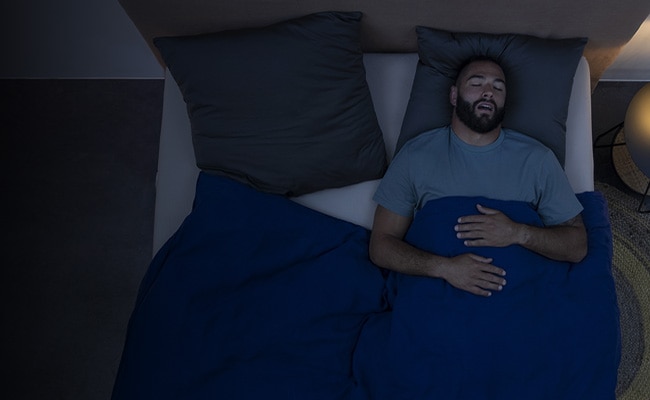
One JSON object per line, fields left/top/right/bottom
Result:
{"left": 449, "top": 126, "right": 505, "bottom": 152}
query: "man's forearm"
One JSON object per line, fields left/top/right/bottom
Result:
{"left": 516, "top": 219, "right": 587, "bottom": 263}
{"left": 369, "top": 233, "right": 508, "bottom": 297}
{"left": 369, "top": 204, "right": 507, "bottom": 297}
{"left": 456, "top": 205, "right": 588, "bottom": 264}
{"left": 369, "top": 233, "right": 441, "bottom": 278}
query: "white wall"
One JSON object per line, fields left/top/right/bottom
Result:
{"left": 1, "top": 0, "right": 163, "bottom": 78}
{"left": 600, "top": 14, "right": 650, "bottom": 81}
{"left": 0, "top": 2, "right": 647, "bottom": 80}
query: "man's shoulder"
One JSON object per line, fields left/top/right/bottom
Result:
{"left": 502, "top": 128, "right": 562, "bottom": 170}
{"left": 502, "top": 128, "right": 553, "bottom": 152}
{"left": 401, "top": 126, "right": 450, "bottom": 151}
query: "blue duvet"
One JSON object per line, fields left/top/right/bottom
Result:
{"left": 112, "top": 172, "right": 620, "bottom": 399}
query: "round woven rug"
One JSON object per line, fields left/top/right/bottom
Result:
{"left": 612, "top": 129, "right": 650, "bottom": 196}
{"left": 595, "top": 182, "right": 650, "bottom": 399}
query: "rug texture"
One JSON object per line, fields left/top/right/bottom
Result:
{"left": 595, "top": 182, "right": 650, "bottom": 399}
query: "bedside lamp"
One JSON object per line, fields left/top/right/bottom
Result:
{"left": 624, "top": 82, "right": 650, "bottom": 213}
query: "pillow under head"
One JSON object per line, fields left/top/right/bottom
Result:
{"left": 154, "top": 11, "right": 386, "bottom": 196}
{"left": 398, "top": 27, "right": 587, "bottom": 165}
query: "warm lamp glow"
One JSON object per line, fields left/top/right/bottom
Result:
{"left": 602, "top": 15, "right": 650, "bottom": 81}
{"left": 624, "top": 82, "right": 650, "bottom": 178}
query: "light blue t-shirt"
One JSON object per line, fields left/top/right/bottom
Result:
{"left": 373, "top": 126, "right": 583, "bottom": 226}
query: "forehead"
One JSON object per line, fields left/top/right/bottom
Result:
{"left": 459, "top": 60, "right": 506, "bottom": 82}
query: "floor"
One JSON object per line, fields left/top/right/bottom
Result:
{"left": 1, "top": 78, "right": 647, "bottom": 399}
{"left": 2, "top": 79, "right": 163, "bottom": 400}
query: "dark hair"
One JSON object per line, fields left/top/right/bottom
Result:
{"left": 454, "top": 55, "right": 503, "bottom": 86}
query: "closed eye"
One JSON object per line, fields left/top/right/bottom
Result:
{"left": 467, "top": 76, "right": 506, "bottom": 92}
{"left": 468, "top": 77, "right": 484, "bottom": 86}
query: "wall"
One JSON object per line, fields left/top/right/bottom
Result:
{"left": 1, "top": 1, "right": 648, "bottom": 80}
{"left": 600, "top": 14, "right": 650, "bottom": 81}
{"left": 1, "top": 0, "right": 162, "bottom": 78}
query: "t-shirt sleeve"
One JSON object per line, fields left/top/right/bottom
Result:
{"left": 536, "top": 150, "right": 584, "bottom": 226}
{"left": 372, "top": 146, "right": 418, "bottom": 218}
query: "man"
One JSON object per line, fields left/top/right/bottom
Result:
{"left": 369, "top": 57, "right": 587, "bottom": 297}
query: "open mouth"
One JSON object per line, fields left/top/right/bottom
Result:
{"left": 476, "top": 101, "right": 495, "bottom": 112}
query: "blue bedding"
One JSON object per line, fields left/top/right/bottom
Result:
{"left": 112, "top": 172, "right": 620, "bottom": 399}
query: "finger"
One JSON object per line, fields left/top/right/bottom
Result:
{"left": 477, "top": 280, "right": 504, "bottom": 292}
{"left": 455, "top": 222, "right": 483, "bottom": 232}
{"left": 483, "top": 264, "right": 507, "bottom": 277}
{"left": 456, "top": 227, "right": 480, "bottom": 238}
{"left": 457, "top": 230, "right": 484, "bottom": 240}
{"left": 468, "top": 286, "right": 492, "bottom": 297}
{"left": 476, "top": 204, "right": 499, "bottom": 215}
{"left": 468, "top": 254, "right": 493, "bottom": 263}
{"left": 457, "top": 215, "right": 485, "bottom": 224}
{"left": 480, "top": 273, "right": 507, "bottom": 287}
{"left": 463, "top": 238, "right": 488, "bottom": 247}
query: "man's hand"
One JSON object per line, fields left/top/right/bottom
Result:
{"left": 455, "top": 203, "right": 588, "bottom": 263}
{"left": 455, "top": 204, "right": 521, "bottom": 247}
{"left": 438, "top": 253, "right": 507, "bottom": 297}
{"left": 370, "top": 204, "right": 509, "bottom": 297}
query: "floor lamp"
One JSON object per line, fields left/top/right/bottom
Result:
{"left": 594, "top": 83, "right": 650, "bottom": 213}
{"left": 624, "top": 83, "right": 650, "bottom": 213}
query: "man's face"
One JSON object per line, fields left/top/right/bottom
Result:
{"left": 452, "top": 60, "right": 507, "bottom": 133}
{"left": 455, "top": 92, "right": 506, "bottom": 133}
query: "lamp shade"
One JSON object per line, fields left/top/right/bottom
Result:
{"left": 625, "top": 82, "right": 650, "bottom": 178}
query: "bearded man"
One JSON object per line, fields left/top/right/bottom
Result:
{"left": 369, "top": 57, "right": 587, "bottom": 297}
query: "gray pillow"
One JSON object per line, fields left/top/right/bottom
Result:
{"left": 399, "top": 27, "right": 587, "bottom": 165}
{"left": 154, "top": 11, "right": 386, "bottom": 196}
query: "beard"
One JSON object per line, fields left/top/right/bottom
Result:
{"left": 455, "top": 95, "right": 506, "bottom": 133}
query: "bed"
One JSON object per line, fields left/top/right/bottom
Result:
{"left": 113, "top": 1, "right": 650, "bottom": 399}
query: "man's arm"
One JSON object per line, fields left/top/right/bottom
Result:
{"left": 455, "top": 204, "right": 588, "bottom": 263}
{"left": 369, "top": 205, "right": 507, "bottom": 297}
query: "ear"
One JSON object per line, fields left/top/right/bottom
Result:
{"left": 450, "top": 85, "right": 458, "bottom": 107}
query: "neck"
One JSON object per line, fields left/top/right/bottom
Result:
{"left": 450, "top": 115, "right": 501, "bottom": 146}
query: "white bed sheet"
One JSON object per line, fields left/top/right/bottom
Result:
{"left": 153, "top": 54, "right": 593, "bottom": 254}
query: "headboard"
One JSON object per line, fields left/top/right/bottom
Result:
{"left": 119, "top": 0, "right": 650, "bottom": 89}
